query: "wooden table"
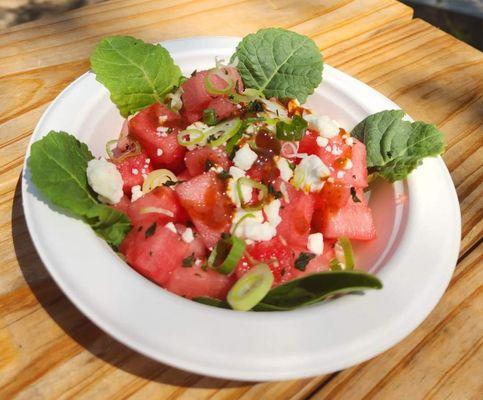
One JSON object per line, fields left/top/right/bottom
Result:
{"left": 1, "top": 1, "right": 481, "bottom": 398}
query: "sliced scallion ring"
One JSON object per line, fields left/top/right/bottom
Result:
{"left": 177, "top": 129, "right": 206, "bottom": 147}
{"left": 208, "top": 235, "right": 246, "bottom": 275}
{"left": 227, "top": 263, "right": 274, "bottom": 311}
{"left": 207, "top": 118, "right": 242, "bottom": 148}
{"left": 231, "top": 212, "right": 256, "bottom": 235}
{"left": 139, "top": 207, "right": 175, "bottom": 217}
{"left": 204, "top": 69, "right": 235, "bottom": 95}
{"left": 236, "top": 177, "right": 268, "bottom": 211}
{"left": 142, "top": 169, "right": 177, "bottom": 193}
{"left": 338, "top": 237, "right": 355, "bottom": 270}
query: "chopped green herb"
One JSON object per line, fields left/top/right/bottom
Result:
{"left": 294, "top": 252, "right": 316, "bottom": 271}
{"left": 276, "top": 115, "right": 308, "bottom": 141}
{"left": 225, "top": 130, "right": 243, "bottom": 156}
{"left": 350, "top": 187, "right": 361, "bottom": 203}
{"left": 182, "top": 253, "right": 195, "bottom": 267}
{"left": 329, "top": 258, "right": 342, "bottom": 271}
{"left": 247, "top": 100, "right": 264, "bottom": 113}
{"left": 145, "top": 222, "right": 157, "bottom": 238}
{"left": 207, "top": 134, "right": 217, "bottom": 143}
{"left": 202, "top": 108, "right": 218, "bottom": 126}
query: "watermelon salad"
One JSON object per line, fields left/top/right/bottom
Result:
{"left": 28, "top": 29, "right": 444, "bottom": 311}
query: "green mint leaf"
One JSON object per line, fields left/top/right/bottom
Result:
{"left": 182, "top": 253, "right": 196, "bottom": 268}
{"left": 294, "top": 252, "right": 316, "bottom": 271}
{"left": 352, "top": 110, "right": 445, "bottom": 182}
{"left": 202, "top": 108, "right": 218, "bottom": 126}
{"left": 257, "top": 271, "right": 382, "bottom": 310}
{"left": 232, "top": 28, "right": 323, "bottom": 102}
{"left": 28, "top": 131, "right": 131, "bottom": 247}
{"left": 90, "top": 36, "right": 182, "bottom": 117}
{"left": 276, "top": 115, "right": 308, "bottom": 141}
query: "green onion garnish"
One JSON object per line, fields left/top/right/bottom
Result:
{"left": 208, "top": 234, "right": 246, "bottom": 275}
{"left": 236, "top": 177, "right": 268, "bottom": 211}
{"left": 207, "top": 118, "right": 242, "bottom": 148}
{"left": 338, "top": 237, "right": 355, "bottom": 270}
{"left": 202, "top": 108, "right": 218, "bottom": 126}
{"left": 177, "top": 129, "right": 206, "bottom": 146}
{"left": 204, "top": 69, "right": 235, "bottom": 95}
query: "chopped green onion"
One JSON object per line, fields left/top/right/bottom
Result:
{"left": 230, "top": 88, "right": 265, "bottom": 103}
{"left": 236, "top": 177, "right": 268, "bottom": 211}
{"left": 329, "top": 258, "right": 342, "bottom": 271}
{"left": 204, "top": 69, "right": 235, "bottom": 95}
{"left": 276, "top": 115, "right": 308, "bottom": 141}
{"left": 177, "top": 129, "right": 206, "bottom": 146}
{"left": 227, "top": 263, "right": 274, "bottom": 311}
{"left": 202, "top": 108, "right": 218, "bottom": 126}
{"left": 207, "top": 118, "right": 242, "bottom": 148}
{"left": 208, "top": 234, "right": 246, "bottom": 275}
{"left": 338, "top": 237, "right": 355, "bottom": 270}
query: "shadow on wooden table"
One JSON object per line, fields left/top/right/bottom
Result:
{"left": 12, "top": 177, "right": 252, "bottom": 389}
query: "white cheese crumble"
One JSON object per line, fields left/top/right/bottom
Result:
{"left": 304, "top": 115, "right": 340, "bottom": 138}
{"left": 156, "top": 148, "right": 163, "bottom": 156}
{"left": 275, "top": 156, "right": 293, "bottom": 182}
{"left": 131, "top": 185, "right": 143, "bottom": 202}
{"left": 337, "top": 171, "right": 345, "bottom": 179}
{"left": 131, "top": 168, "right": 139, "bottom": 175}
{"left": 292, "top": 155, "right": 330, "bottom": 192}
{"left": 307, "top": 233, "right": 324, "bottom": 255}
{"left": 165, "top": 222, "right": 177, "bottom": 234}
{"left": 226, "top": 166, "right": 252, "bottom": 207}
{"left": 264, "top": 199, "right": 282, "bottom": 228}
{"left": 86, "top": 158, "right": 123, "bottom": 205}
{"left": 181, "top": 227, "right": 194, "bottom": 243}
{"left": 233, "top": 143, "right": 258, "bottom": 171}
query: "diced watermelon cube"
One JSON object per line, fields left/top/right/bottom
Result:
{"left": 175, "top": 171, "right": 234, "bottom": 248}
{"left": 184, "top": 147, "right": 231, "bottom": 176}
{"left": 166, "top": 264, "right": 235, "bottom": 300}
{"left": 113, "top": 151, "right": 153, "bottom": 195}
{"left": 127, "top": 186, "right": 189, "bottom": 226}
{"left": 120, "top": 224, "right": 191, "bottom": 286}
{"left": 128, "top": 103, "right": 186, "bottom": 171}
{"left": 313, "top": 189, "right": 376, "bottom": 240}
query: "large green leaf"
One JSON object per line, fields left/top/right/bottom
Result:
{"left": 194, "top": 270, "right": 382, "bottom": 311}
{"left": 90, "top": 36, "right": 182, "bottom": 117}
{"left": 29, "top": 131, "right": 131, "bottom": 247}
{"left": 232, "top": 28, "right": 323, "bottom": 102}
{"left": 352, "top": 110, "right": 445, "bottom": 182}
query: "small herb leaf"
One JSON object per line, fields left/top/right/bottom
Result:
{"left": 294, "top": 252, "right": 316, "bottom": 271}
{"left": 145, "top": 222, "right": 157, "bottom": 238}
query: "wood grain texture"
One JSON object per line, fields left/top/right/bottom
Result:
{"left": 0, "top": 0, "right": 482, "bottom": 399}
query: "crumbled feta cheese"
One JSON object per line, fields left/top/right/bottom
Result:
{"left": 86, "top": 158, "right": 123, "bottom": 205}
{"left": 305, "top": 115, "right": 340, "bottom": 138}
{"left": 307, "top": 233, "right": 324, "bottom": 255}
{"left": 264, "top": 199, "right": 282, "bottom": 228}
{"left": 280, "top": 182, "right": 290, "bottom": 203}
{"left": 145, "top": 158, "right": 151, "bottom": 164}
{"left": 131, "top": 168, "right": 139, "bottom": 175}
{"left": 325, "top": 145, "right": 332, "bottom": 152}
{"left": 327, "top": 177, "right": 335, "bottom": 183}
{"left": 316, "top": 116, "right": 340, "bottom": 138}
{"left": 231, "top": 200, "right": 281, "bottom": 243}
{"left": 131, "top": 185, "right": 143, "bottom": 202}
{"left": 316, "top": 136, "right": 329, "bottom": 147}
{"left": 292, "top": 155, "right": 330, "bottom": 192}
{"left": 345, "top": 137, "right": 354, "bottom": 146}
{"left": 337, "top": 171, "right": 345, "bottom": 179}
{"left": 181, "top": 227, "right": 194, "bottom": 243}
{"left": 233, "top": 143, "right": 258, "bottom": 171}
{"left": 331, "top": 146, "right": 343, "bottom": 156}
{"left": 156, "top": 148, "right": 163, "bottom": 156}
{"left": 165, "top": 222, "right": 177, "bottom": 234}
{"left": 275, "top": 156, "right": 293, "bottom": 182}
{"left": 226, "top": 166, "right": 252, "bottom": 207}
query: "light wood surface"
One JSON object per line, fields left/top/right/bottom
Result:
{"left": 0, "top": 0, "right": 482, "bottom": 399}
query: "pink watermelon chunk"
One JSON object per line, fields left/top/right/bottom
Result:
{"left": 184, "top": 147, "right": 231, "bottom": 176}
{"left": 175, "top": 171, "right": 234, "bottom": 248}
